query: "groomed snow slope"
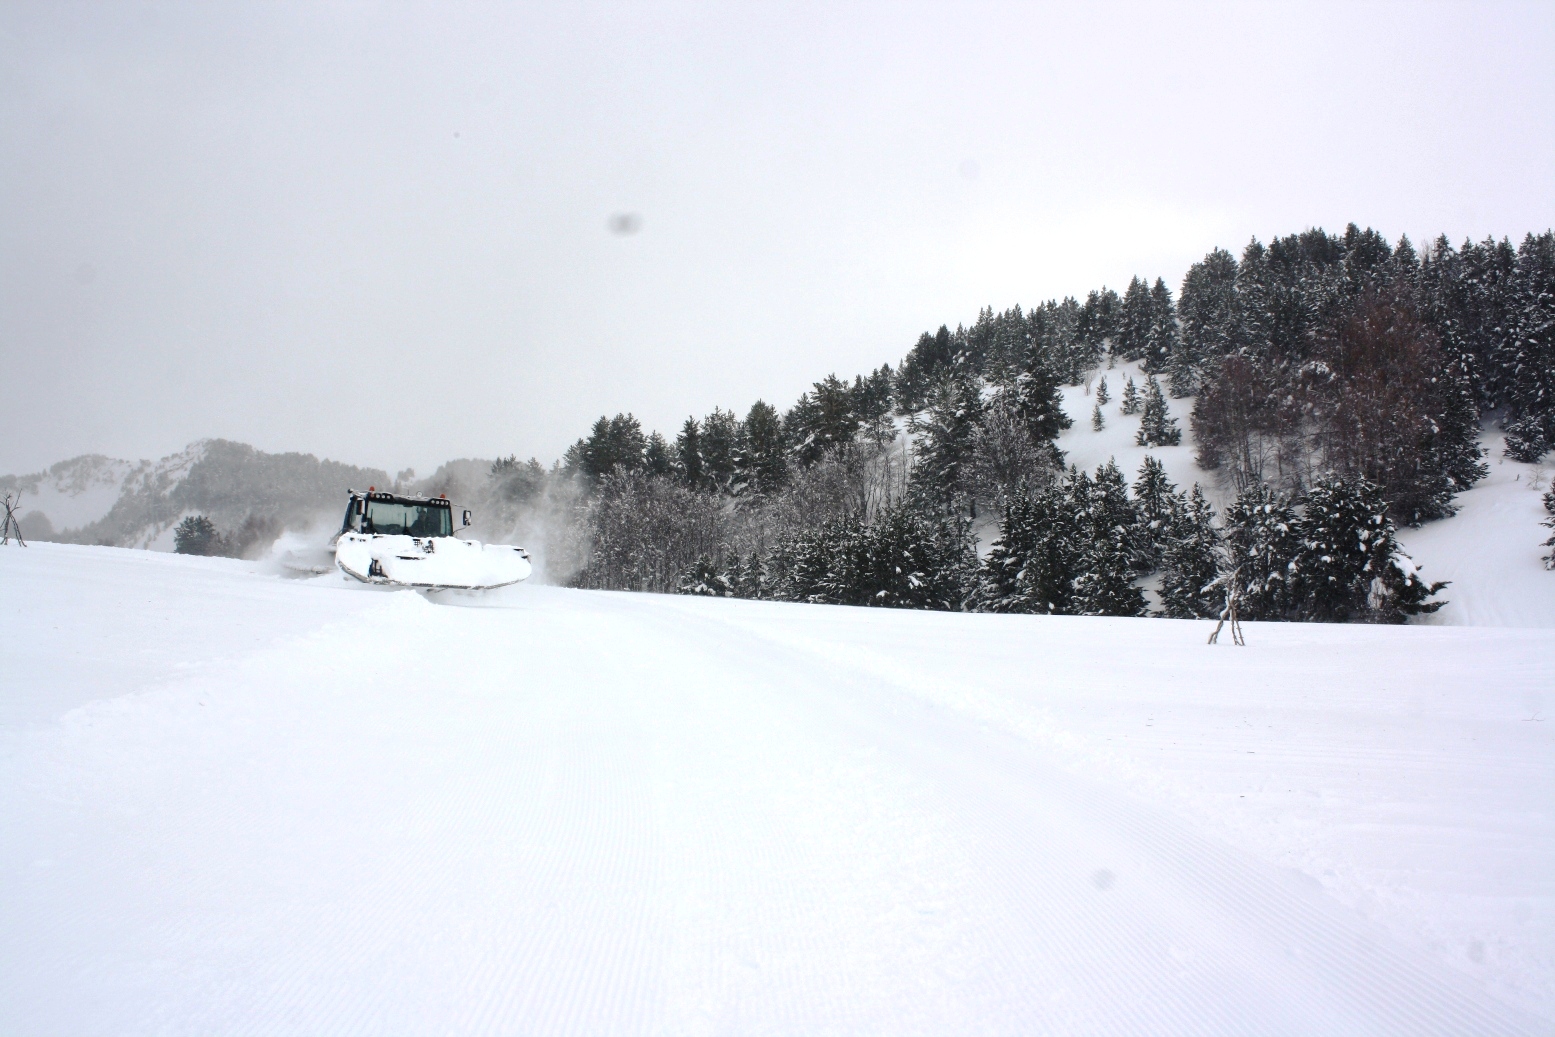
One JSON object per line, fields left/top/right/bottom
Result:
{"left": 2, "top": 543, "right": 1551, "bottom": 1034}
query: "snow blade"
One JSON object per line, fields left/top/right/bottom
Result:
{"left": 335, "top": 533, "right": 532, "bottom": 591}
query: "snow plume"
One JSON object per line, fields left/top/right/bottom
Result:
{"left": 416, "top": 457, "right": 588, "bottom": 585}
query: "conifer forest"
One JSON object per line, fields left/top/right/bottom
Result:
{"left": 461, "top": 224, "right": 1552, "bottom": 625}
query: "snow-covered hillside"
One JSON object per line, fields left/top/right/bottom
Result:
{"left": 0, "top": 454, "right": 137, "bottom": 538}
{"left": 1053, "top": 361, "right": 1555, "bottom": 627}
{"left": 2, "top": 441, "right": 390, "bottom": 551}
{"left": 8, "top": 358, "right": 1553, "bottom": 625}
{"left": 2, "top": 543, "right": 1550, "bottom": 1034}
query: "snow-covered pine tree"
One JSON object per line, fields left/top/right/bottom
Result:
{"left": 1037, "top": 296, "right": 1089, "bottom": 386}
{"left": 736, "top": 399, "right": 789, "bottom": 495}
{"left": 678, "top": 555, "right": 732, "bottom": 596}
{"left": 1091, "top": 402, "right": 1105, "bottom": 431}
{"left": 785, "top": 522, "right": 843, "bottom": 603}
{"left": 1501, "top": 232, "right": 1555, "bottom": 461}
{"left": 675, "top": 417, "right": 704, "bottom": 488}
{"left": 1292, "top": 479, "right": 1445, "bottom": 623}
{"left": 1175, "top": 247, "right": 1239, "bottom": 397}
{"left": 788, "top": 374, "right": 862, "bottom": 467}
{"left": 1116, "top": 277, "right": 1153, "bottom": 362}
{"left": 1015, "top": 485, "right": 1082, "bottom": 614}
{"left": 1295, "top": 480, "right": 1384, "bottom": 620}
{"left": 1130, "top": 455, "right": 1181, "bottom": 571}
{"left": 1119, "top": 375, "right": 1140, "bottom": 415}
{"left": 974, "top": 493, "right": 1037, "bottom": 612}
{"left": 1068, "top": 461, "right": 1146, "bottom": 617}
{"left": 700, "top": 408, "right": 742, "bottom": 492}
{"left": 972, "top": 478, "right": 1084, "bottom": 614}
{"left": 174, "top": 515, "right": 223, "bottom": 556}
{"left": 1542, "top": 484, "right": 1555, "bottom": 570}
{"left": 910, "top": 370, "right": 984, "bottom": 510}
{"left": 1143, "top": 277, "right": 1179, "bottom": 375}
{"left": 579, "top": 413, "right": 649, "bottom": 484}
{"left": 1095, "top": 376, "right": 1110, "bottom": 405}
{"left": 1504, "top": 417, "right": 1550, "bottom": 464}
{"left": 761, "top": 540, "right": 798, "bottom": 601}
{"left": 1091, "top": 457, "right": 1139, "bottom": 537}
{"left": 1077, "top": 288, "right": 1120, "bottom": 374}
{"left": 1135, "top": 376, "right": 1182, "bottom": 446}
{"left": 1070, "top": 523, "right": 1147, "bottom": 617}
{"left": 894, "top": 326, "right": 956, "bottom": 414}
{"left": 782, "top": 508, "right": 976, "bottom": 611}
{"left": 1011, "top": 365, "right": 1072, "bottom": 442}
{"left": 644, "top": 432, "right": 674, "bottom": 478}
{"left": 1157, "top": 484, "right": 1221, "bottom": 618}
{"left": 726, "top": 552, "right": 764, "bottom": 599}
{"left": 1220, "top": 482, "right": 1301, "bottom": 620}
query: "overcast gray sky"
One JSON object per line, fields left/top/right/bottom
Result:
{"left": 3, "top": 0, "right": 1552, "bottom": 477}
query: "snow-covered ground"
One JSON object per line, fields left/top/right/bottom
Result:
{"left": 3, "top": 542, "right": 1551, "bottom": 1034}
{"left": 1396, "top": 436, "right": 1555, "bottom": 628}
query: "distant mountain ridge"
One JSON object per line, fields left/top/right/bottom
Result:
{"left": 2, "top": 441, "right": 390, "bottom": 552}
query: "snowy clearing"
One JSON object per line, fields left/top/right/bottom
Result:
{"left": 2, "top": 542, "right": 1552, "bottom": 1034}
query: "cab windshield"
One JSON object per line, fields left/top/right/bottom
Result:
{"left": 364, "top": 500, "right": 452, "bottom": 537}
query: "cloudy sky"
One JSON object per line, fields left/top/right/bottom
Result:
{"left": 3, "top": 1, "right": 1552, "bottom": 476}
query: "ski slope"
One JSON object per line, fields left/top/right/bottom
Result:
{"left": 2, "top": 543, "right": 1551, "bottom": 1034}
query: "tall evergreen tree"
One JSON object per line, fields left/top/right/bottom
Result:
{"left": 1143, "top": 277, "right": 1179, "bottom": 374}
{"left": 1070, "top": 523, "right": 1147, "bottom": 617}
{"left": 1131, "top": 455, "right": 1181, "bottom": 570}
{"left": 700, "top": 407, "right": 742, "bottom": 492}
{"left": 174, "top": 515, "right": 223, "bottom": 556}
{"left": 674, "top": 417, "right": 704, "bottom": 488}
{"left": 1095, "top": 376, "right": 1110, "bottom": 405}
{"left": 1135, "top": 376, "right": 1182, "bottom": 446}
{"left": 1014, "top": 496, "right": 1079, "bottom": 613}
{"left": 1220, "top": 482, "right": 1301, "bottom": 621}
{"left": 1119, "top": 376, "right": 1140, "bottom": 415}
{"left": 894, "top": 326, "right": 957, "bottom": 413}
{"left": 1176, "top": 247, "right": 1239, "bottom": 396}
{"left": 580, "top": 413, "right": 648, "bottom": 483}
{"left": 1116, "top": 277, "right": 1154, "bottom": 361}
{"left": 1010, "top": 366, "right": 1072, "bottom": 442}
{"left": 1070, "top": 460, "right": 1144, "bottom": 612}
{"left": 1077, "top": 288, "right": 1121, "bottom": 364}
{"left": 737, "top": 400, "right": 788, "bottom": 495}
{"left": 1157, "top": 484, "right": 1221, "bottom": 618}
{"left": 1091, "top": 402, "right": 1105, "bottom": 431}
{"left": 975, "top": 492, "right": 1038, "bottom": 612}
{"left": 644, "top": 432, "right": 674, "bottom": 478}
{"left": 1085, "top": 460, "right": 1139, "bottom": 550}
{"left": 1502, "top": 232, "right": 1555, "bottom": 458}
{"left": 1542, "top": 484, "right": 1555, "bottom": 570}
{"left": 788, "top": 375, "right": 862, "bottom": 466}
{"left": 853, "top": 365, "right": 897, "bottom": 445}
{"left": 911, "top": 371, "right": 984, "bottom": 510}
{"left": 1292, "top": 479, "right": 1445, "bottom": 623}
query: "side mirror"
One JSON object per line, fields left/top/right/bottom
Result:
{"left": 354, "top": 499, "right": 365, "bottom": 516}
{"left": 462, "top": 510, "right": 472, "bottom": 527}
